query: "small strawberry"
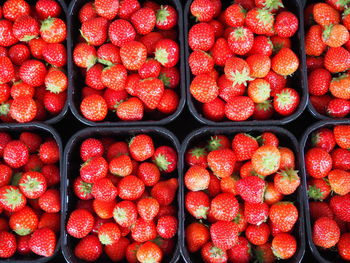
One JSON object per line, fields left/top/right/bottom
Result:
{"left": 265, "top": 181, "right": 283, "bottom": 205}
{"left": 154, "top": 39, "right": 179, "bottom": 68}
{"left": 255, "top": 0, "right": 283, "bottom": 11}
{"left": 185, "top": 191, "right": 210, "bottom": 219}
{"left": 334, "top": 125, "right": 350, "bottom": 149}
{"left": 73, "top": 43, "right": 97, "bottom": 69}
{"left": 129, "top": 134, "right": 154, "bottom": 161}
{"left": 137, "top": 197, "right": 159, "bottom": 221}
{"left": 80, "top": 94, "right": 107, "bottom": 122}
{"left": 274, "top": 169, "right": 300, "bottom": 195}
{"left": 151, "top": 178, "right": 178, "bottom": 206}
{"left": 81, "top": 17, "right": 108, "bottom": 46}
{"left": 190, "top": 74, "right": 219, "bottom": 104}
{"left": 224, "top": 57, "right": 253, "bottom": 86}
{"left": 246, "top": 223, "right": 270, "bottom": 245}
{"left": 190, "top": 0, "right": 215, "bottom": 22}
{"left": 313, "top": 217, "right": 340, "bottom": 248}
{"left": 185, "top": 147, "right": 207, "bottom": 168}
{"left": 29, "top": 228, "right": 56, "bottom": 257}
{"left": 28, "top": 38, "right": 46, "bottom": 60}
{"left": 210, "top": 193, "right": 239, "bottom": 222}
{"left": 157, "top": 89, "right": 179, "bottom": 114}
{"left": 66, "top": 209, "right": 94, "bottom": 238}
{"left": 188, "top": 22, "right": 215, "bottom": 51}
{"left": 323, "top": 24, "right": 349, "bottom": 48}
{"left": 224, "top": 4, "right": 246, "bottom": 27}
{"left": 17, "top": 235, "right": 31, "bottom": 255}
{"left": 38, "top": 212, "right": 60, "bottom": 233}
{"left": 210, "top": 38, "right": 234, "bottom": 67}
{"left": 18, "top": 171, "right": 46, "bottom": 199}
{"left": 273, "top": 88, "right": 299, "bottom": 116}
{"left": 186, "top": 222, "right": 210, "bottom": 253}
{"left": 236, "top": 176, "right": 266, "bottom": 203}
{"left": 271, "top": 233, "right": 296, "bottom": 259}
{"left": 116, "top": 97, "right": 144, "bottom": 121}
{"left": 305, "top": 147, "right": 332, "bottom": 178}
{"left": 207, "top": 149, "right": 236, "bottom": 178}
{"left": 328, "top": 169, "right": 350, "bottom": 195}
{"left": 91, "top": 178, "right": 118, "bottom": 202}
{"left": 0, "top": 231, "right": 16, "bottom": 258}
{"left": 251, "top": 145, "right": 280, "bottom": 176}
{"left": 157, "top": 215, "right": 177, "bottom": 239}
{"left": 9, "top": 44, "right": 30, "bottom": 65}
{"left": 19, "top": 59, "right": 46, "bottom": 87}
{"left": 227, "top": 236, "right": 251, "bottom": 263}
{"left": 158, "top": 66, "right": 179, "bottom": 88}
{"left": 201, "top": 242, "right": 227, "bottom": 263}
{"left": 232, "top": 133, "right": 258, "bottom": 161}
{"left": 330, "top": 194, "right": 350, "bottom": 222}
{"left": 131, "top": 218, "right": 157, "bottom": 242}
{"left": 75, "top": 234, "right": 102, "bottom": 261}
{"left": 308, "top": 68, "right": 331, "bottom": 96}
{"left": 327, "top": 98, "right": 350, "bottom": 118}
{"left": 98, "top": 222, "right": 120, "bottom": 245}
{"left": 244, "top": 201, "right": 269, "bottom": 225}
{"left": 274, "top": 11, "right": 298, "bottom": 38}
{"left": 3, "top": 0, "right": 30, "bottom": 21}
{"left": 9, "top": 206, "right": 38, "bottom": 236}
{"left": 131, "top": 8, "right": 156, "bottom": 35}
{"left": 40, "top": 17, "right": 66, "bottom": 44}
{"left": 248, "top": 79, "right": 271, "bottom": 103}
{"left": 271, "top": 48, "right": 299, "bottom": 76}
{"left": 156, "top": 5, "right": 177, "bottom": 29}
{"left": 189, "top": 50, "right": 214, "bottom": 75}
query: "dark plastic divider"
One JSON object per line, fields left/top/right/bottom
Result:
{"left": 67, "top": 0, "right": 185, "bottom": 126}
{"left": 184, "top": 0, "right": 308, "bottom": 126}
{"left": 0, "top": 122, "right": 63, "bottom": 263}
{"left": 61, "top": 126, "right": 181, "bottom": 263}
{"left": 179, "top": 126, "right": 305, "bottom": 263}
{"left": 1, "top": 0, "right": 70, "bottom": 125}
{"left": 300, "top": 120, "right": 350, "bottom": 263}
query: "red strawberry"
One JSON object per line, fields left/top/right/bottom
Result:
{"left": 0, "top": 231, "right": 16, "bottom": 258}
{"left": 129, "top": 134, "right": 154, "bottom": 161}
{"left": 131, "top": 8, "right": 156, "bottom": 35}
{"left": 151, "top": 178, "right": 178, "bottom": 206}
{"left": 244, "top": 202, "right": 269, "bottom": 225}
{"left": 79, "top": 2, "right": 98, "bottom": 23}
{"left": 228, "top": 27, "right": 254, "bottom": 55}
{"left": 80, "top": 94, "right": 107, "bottom": 121}
{"left": 9, "top": 97, "right": 37, "bottom": 123}
{"left": 136, "top": 78, "right": 164, "bottom": 109}
{"left": 224, "top": 57, "right": 253, "bottom": 86}
{"left": 207, "top": 149, "right": 236, "bottom": 178}
{"left": 12, "top": 15, "right": 39, "bottom": 41}
{"left": 17, "top": 235, "right": 31, "bottom": 255}
{"left": 40, "top": 17, "right": 66, "bottom": 44}
{"left": 190, "top": 74, "right": 219, "bottom": 104}
{"left": 81, "top": 17, "right": 108, "bottom": 46}
{"left": 118, "top": 0, "right": 140, "bottom": 19}
{"left": 210, "top": 221, "right": 239, "bottom": 250}
{"left": 157, "top": 88, "right": 179, "bottom": 114}
{"left": 108, "top": 19, "right": 136, "bottom": 48}
{"left": 255, "top": 0, "right": 283, "bottom": 11}
{"left": 232, "top": 133, "right": 258, "bottom": 161}
{"left": 136, "top": 241, "right": 163, "bottom": 263}
{"left": 269, "top": 202, "right": 298, "bottom": 232}
{"left": 131, "top": 218, "right": 157, "bottom": 242}
{"left": 189, "top": 50, "right": 214, "bottom": 76}
{"left": 313, "top": 217, "right": 340, "bottom": 248}
{"left": 0, "top": 57, "right": 14, "bottom": 84}
{"left": 271, "top": 233, "right": 296, "bottom": 259}
{"left": 67, "top": 209, "right": 94, "bottom": 238}
{"left": 324, "top": 47, "right": 350, "bottom": 73}
{"left": 332, "top": 148, "right": 350, "bottom": 170}
{"left": 35, "top": 0, "right": 61, "bottom": 20}
{"left": 38, "top": 212, "right": 60, "bottom": 233}
{"left": 201, "top": 242, "right": 227, "bottom": 263}
{"left": 113, "top": 200, "right": 137, "bottom": 227}
{"left": 9, "top": 206, "right": 38, "bottom": 236}
{"left": 73, "top": 43, "right": 97, "bottom": 69}
{"left": 273, "top": 88, "right": 299, "bottom": 116}
{"left": 118, "top": 175, "right": 145, "bottom": 200}
{"left": 75, "top": 234, "right": 102, "bottom": 261}
{"left": 137, "top": 197, "right": 159, "bottom": 221}
{"left": 156, "top": 5, "right": 177, "bottom": 30}
{"left": 210, "top": 193, "right": 239, "bottom": 221}
{"left": 9, "top": 44, "right": 30, "bottom": 65}
{"left": 224, "top": 3, "right": 246, "bottom": 27}
{"left": 186, "top": 222, "right": 210, "bottom": 253}
{"left": 236, "top": 176, "right": 266, "bottom": 203}
{"left": 91, "top": 178, "right": 118, "bottom": 201}
{"left": 3, "top": 140, "right": 28, "bottom": 168}
{"left": 274, "top": 11, "right": 298, "bottom": 38}
{"left": 120, "top": 41, "right": 147, "bottom": 71}
{"left": 185, "top": 191, "right": 210, "bottom": 219}
{"left": 190, "top": 0, "right": 215, "bottom": 22}
{"left": 116, "top": 97, "right": 144, "bottom": 121}
{"left": 327, "top": 98, "right": 350, "bottom": 118}
{"left": 18, "top": 171, "right": 46, "bottom": 199}
{"left": 225, "top": 96, "right": 255, "bottom": 121}
{"left": 29, "top": 228, "right": 56, "bottom": 257}
{"left": 0, "top": 20, "right": 18, "bottom": 47}
{"left": 188, "top": 22, "right": 215, "bottom": 51}
{"left": 3, "top": 0, "right": 30, "bottom": 21}
{"left": 245, "top": 8, "right": 274, "bottom": 35}
{"left": 154, "top": 39, "right": 179, "bottom": 68}
{"left": 19, "top": 60, "right": 46, "bottom": 87}
{"left": 38, "top": 189, "right": 60, "bottom": 213}
{"left": 246, "top": 222, "right": 270, "bottom": 245}
{"left": 305, "top": 147, "right": 332, "bottom": 178}
{"left": 157, "top": 215, "right": 177, "bottom": 239}
{"left": 98, "top": 222, "right": 120, "bottom": 245}
{"left": 152, "top": 146, "right": 177, "bottom": 173}
{"left": 80, "top": 138, "right": 104, "bottom": 162}
{"left": 42, "top": 43, "right": 67, "bottom": 67}
{"left": 45, "top": 69, "right": 68, "bottom": 94}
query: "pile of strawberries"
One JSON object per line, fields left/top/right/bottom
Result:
{"left": 65, "top": 134, "right": 178, "bottom": 262}
{"left": 0, "top": 0, "right": 67, "bottom": 123}
{"left": 0, "top": 131, "right": 60, "bottom": 258}
{"left": 305, "top": 125, "right": 350, "bottom": 260}
{"left": 74, "top": 0, "right": 181, "bottom": 122}
{"left": 188, "top": 0, "right": 301, "bottom": 122}
{"left": 306, "top": 1, "right": 350, "bottom": 118}
{"left": 184, "top": 132, "right": 300, "bottom": 262}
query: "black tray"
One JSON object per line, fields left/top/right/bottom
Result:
{"left": 184, "top": 0, "right": 308, "bottom": 126}
{"left": 179, "top": 126, "right": 305, "bottom": 263}
{"left": 0, "top": 0, "right": 70, "bottom": 125}
{"left": 61, "top": 126, "right": 181, "bottom": 263}
{"left": 67, "top": 0, "right": 185, "bottom": 126}
{"left": 300, "top": 119, "right": 350, "bottom": 263}
{"left": 0, "top": 122, "right": 63, "bottom": 263}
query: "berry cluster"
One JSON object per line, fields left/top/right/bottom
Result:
{"left": 184, "top": 132, "right": 300, "bottom": 262}
{"left": 188, "top": 0, "right": 301, "bottom": 122}
{"left": 73, "top": 0, "right": 181, "bottom": 122}
{"left": 306, "top": 1, "right": 350, "bottom": 118}
{"left": 305, "top": 125, "right": 350, "bottom": 260}
{"left": 0, "top": 130, "right": 60, "bottom": 258}
{"left": 0, "top": 0, "right": 67, "bottom": 123}
{"left": 66, "top": 134, "right": 178, "bottom": 262}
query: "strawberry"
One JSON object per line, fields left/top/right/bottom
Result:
{"left": 201, "top": 242, "right": 227, "bottom": 263}
{"left": 136, "top": 78, "right": 164, "bottom": 109}
{"left": 18, "top": 171, "right": 46, "bottom": 199}
{"left": 94, "top": 0, "right": 119, "bottom": 20}
{"left": 118, "top": 175, "right": 145, "bottom": 200}
{"left": 116, "top": 97, "right": 144, "bottom": 121}
{"left": 131, "top": 218, "right": 157, "bottom": 242}
{"left": 338, "top": 233, "right": 350, "bottom": 260}
{"left": 236, "top": 176, "right": 266, "bottom": 203}
{"left": 73, "top": 43, "right": 97, "bottom": 69}
{"left": 81, "top": 17, "right": 108, "bottom": 46}
{"left": 210, "top": 38, "right": 234, "bottom": 67}
{"left": 45, "top": 69, "right": 67, "bottom": 94}
{"left": 108, "top": 19, "right": 136, "bottom": 48}
{"left": 251, "top": 145, "right": 280, "bottom": 176}
{"left": 228, "top": 27, "right": 254, "bottom": 56}
{"left": 80, "top": 94, "right": 107, "bottom": 121}
{"left": 136, "top": 241, "right": 162, "bottom": 263}
{"left": 0, "top": 231, "right": 16, "bottom": 258}
{"left": 120, "top": 41, "right": 147, "bottom": 71}
{"left": 253, "top": 100, "right": 274, "bottom": 120}
{"left": 330, "top": 194, "right": 350, "bottom": 222}
{"left": 190, "top": 74, "right": 219, "bottom": 104}
{"left": 80, "top": 138, "right": 104, "bottom": 162}
{"left": 157, "top": 89, "right": 179, "bottom": 114}
{"left": 42, "top": 43, "right": 67, "bottom": 67}
{"left": 29, "top": 228, "right": 56, "bottom": 257}
{"left": 305, "top": 147, "right": 332, "bottom": 178}
{"left": 248, "top": 79, "right": 271, "bottom": 103}
{"left": 246, "top": 54, "right": 271, "bottom": 79}
{"left": 91, "top": 177, "right": 118, "bottom": 202}
{"left": 334, "top": 125, "right": 350, "bottom": 149}
{"left": 207, "top": 135, "right": 230, "bottom": 152}
{"left": 9, "top": 44, "right": 30, "bottom": 65}
{"left": 66, "top": 209, "right": 94, "bottom": 238}
{"left": 273, "top": 88, "right": 299, "bottom": 116}
{"left": 98, "top": 222, "right": 120, "bottom": 245}
{"left": 0, "top": 57, "right": 14, "bottom": 84}
{"left": 158, "top": 66, "right": 179, "bottom": 88}
{"left": 113, "top": 200, "right": 137, "bottom": 227}
{"left": 131, "top": 8, "right": 156, "bottom": 35}
{"left": 313, "top": 217, "right": 340, "bottom": 248}
{"left": 271, "top": 48, "right": 299, "bottom": 76}
{"left": 109, "top": 155, "right": 132, "bottom": 177}
{"left": 210, "top": 221, "right": 239, "bottom": 250}
{"left": 103, "top": 88, "right": 128, "bottom": 110}
{"left": 138, "top": 59, "right": 161, "bottom": 79}
{"left": 189, "top": 50, "right": 214, "bottom": 75}
{"left": 35, "top": 0, "right": 61, "bottom": 20}
{"left": 265, "top": 181, "right": 283, "bottom": 205}
{"left": 190, "top": 0, "right": 215, "bottom": 22}
{"left": 225, "top": 96, "right": 255, "bottom": 121}
{"left": 79, "top": 2, "right": 98, "bottom": 23}
{"left": 9, "top": 96, "right": 37, "bottom": 123}
{"left": 271, "top": 233, "right": 296, "bottom": 259}
{"left": 43, "top": 91, "right": 66, "bottom": 115}
{"left": 224, "top": 4, "right": 246, "bottom": 27}
{"left": 269, "top": 202, "right": 298, "bottom": 232}
{"left": 0, "top": 84, "right": 10, "bottom": 103}
{"left": 185, "top": 147, "right": 207, "bottom": 168}
{"left": 129, "top": 134, "right": 154, "bottom": 161}
{"left": 97, "top": 44, "right": 121, "bottom": 67}
{"left": 313, "top": 2, "right": 340, "bottom": 27}
{"left": 227, "top": 236, "right": 251, "bottom": 262}
{"left": 3, "top": 0, "right": 30, "bottom": 21}
{"left": 210, "top": 193, "right": 239, "bottom": 222}
{"left": 38, "top": 212, "right": 60, "bottom": 233}
{"left": 152, "top": 146, "right": 177, "bottom": 173}
{"left": 137, "top": 197, "right": 159, "bottom": 221}
{"left": 224, "top": 57, "right": 253, "bottom": 86}
{"left": 156, "top": 215, "right": 177, "bottom": 239}
{"left": 188, "top": 22, "right": 215, "bottom": 51}
{"left": 28, "top": 38, "right": 46, "bottom": 60}
{"left": 330, "top": 73, "right": 350, "bottom": 100}
{"left": 249, "top": 35, "right": 273, "bottom": 57}
{"left": 232, "top": 133, "right": 258, "bottom": 161}
{"left": 104, "top": 237, "right": 130, "bottom": 262}
{"left": 9, "top": 206, "right": 38, "bottom": 236}
{"left": 100, "top": 64, "right": 127, "bottom": 92}
{"left": 75, "top": 234, "right": 102, "bottom": 262}
{"left": 0, "top": 164, "right": 12, "bottom": 187}
{"left": 308, "top": 68, "right": 331, "bottom": 96}
{"left": 118, "top": 0, "right": 140, "bottom": 19}
{"left": 327, "top": 98, "right": 350, "bottom": 117}
{"left": 244, "top": 201, "right": 269, "bottom": 225}
{"left": 186, "top": 222, "right": 210, "bottom": 253}
{"left": 151, "top": 178, "right": 178, "bottom": 206}
{"left": 0, "top": 20, "right": 18, "bottom": 47}
{"left": 274, "top": 11, "right": 298, "bottom": 38}
{"left": 245, "top": 8, "right": 274, "bottom": 35}
{"left": 328, "top": 169, "right": 350, "bottom": 195}
{"left": 332, "top": 148, "right": 350, "bottom": 170}
{"left": 274, "top": 169, "right": 300, "bottom": 195}
{"left": 207, "top": 149, "right": 236, "bottom": 178}
{"left": 154, "top": 39, "right": 179, "bottom": 68}
{"left": 185, "top": 191, "right": 210, "bottom": 219}
{"left": 263, "top": 70, "right": 286, "bottom": 97}
{"left": 323, "top": 24, "right": 349, "bottom": 48}
{"left": 246, "top": 222, "right": 270, "bottom": 245}
{"left": 40, "top": 17, "right": 66, "bottom": 44}
{"left": 3, "top": 140, "right": 28, "bottom": 168}
{"left": 12, "top": 15, "right": 39, "bottom": 42}
{"left": 38, "top": 189, "right": 60, "bottom": 213}
{"left": 19, "top": 59, "right": 46, "bottom": 87}
{"left": 324, "top": 47, "right": 350, "bottom": 73}
{"left": 17, "top": 235, "right": 31, "bottom": 255}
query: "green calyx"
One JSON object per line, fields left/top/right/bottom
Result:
{"left": 14, "top": 227, "right": 32, "bottom": 236}
{"left": 322, "top": 25, "right": 334, "bottom": 41}
{"left": 86, "top": 55, "right": 97, "bottom": 70}
{"left": 3, "top": 188, "right": 23, "bottom": 210}
{"left": 278, "top": 168, "right": 299, "bottom": 180}
{"left": 308, "top": 185, "right": 325, "bottom": 201}
{"left": 113, "top": 207, "right": 127, "bottom": 222}
{"left": 98, "top": 58, "right": 114, "bottom": 67}
{"left": 194, "top": 206, "right": 209, "bottom": 219}
{"left": 276, "top": 90, "right": 293, "bottom": 107}
{"left": 156, "top": 5, "right": 170, "bottom": 24}
{"left": 99, "top": 234, "right": 112, "bottom": 245}
{"left": 19, "top": 176, "right": 42, "bottom": 193}
{"left": 40, "top": 18, "right": 54, "bottom": 32}
{"left": 158, "top": 73, "right": 170, "bottom": 87}
{"left": 0, "top": 102, "right": 10, "bottom": 116}
{"left": 261, "top": 152, "right": 280, "bottom": 172}
{"left": 338, "top": 0, "right": 350, "bottom": 10}
{"left": 153, "top": 154, "right": 171, "bottom": 172}
{"left": 78, "top": 181, "right": 92, "bottom": 197}
{"left": 227, "top": 67, "right": 254, "bottom": 86}
{"left": 233, "top": 27, "right": 247, "bottom": 40}
{"left": 46, "top": 83, "right": 62, "bottom": 94}
{"left": 21, "top": 35, "right": 37, "bottom": 42}
{"left": 254, "top": 246, "right": 266, "bottom": 263}
{"left": 207, "top": 136, "right": 223, "bottom": 151}
{"left": 257, "top": 9, "right": 274, "bottom": 25}
{"left": 256, "top": 82, "right": 271, "bottom": 100}
{"left": 155, "top": 48, "right": 169, "bottom": 66}
{"left": 332, "top": 73, "right": 349, "bottom": 83}
{"left": 343, "top": 7, "right": 350, "bottom": 18}
{"left": 256, "top": 100, "right": 272, "bottom": 111}
{"left": 11, "top": 173, "right": 22, "bottom": 186}
{"left": 189, "top": 147, "right": 207, "bottom": 159}
{"left": 209, "top": 246, "right": 225, "bottom": 259}
{"left": 262, "top": 0, "right": 284, "bottom": 11}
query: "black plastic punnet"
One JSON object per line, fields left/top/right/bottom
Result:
{"left": 0, "top": 122, "right": 63, "bottom": 263}
{"left": 61, "top": 126, "right": 181, "bottom": 263}
{"left": 67, "top": 0, "right": 185, "bottom": 126}
{"left": 300, "top": 120, "right": 350, "bottom": 263}
{"left": 180, "top": 126, "right": 305, "bottom": 263}
{"left": 184, "top": 0, "right": 308, "bottom": 126}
